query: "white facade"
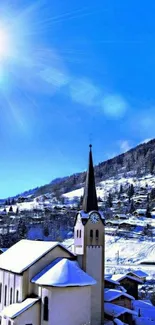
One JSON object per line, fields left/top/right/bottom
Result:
{"left": 41, "top": 286, "right": 91, "bottom": 325}
{"left": 0, "top": 240, "right": 94, "bottom": 325}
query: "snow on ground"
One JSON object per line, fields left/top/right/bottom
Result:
{"left": 105, "top": 235, "right": 155, "bottom": 264}
{"left": 63, "top": 235, "right": 155, "bottom": 278}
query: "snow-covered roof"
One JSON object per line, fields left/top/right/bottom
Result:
{"left": 127, "top": 270, "right": 148, "bottom": 278}
{"left": 111, "top": 274, "right": 143, "bottom": 284}
{"left": 134, "top": 317, "right": 155, "bottom": 325}
{"left": 0, "top": 240, "right": 74, "bottom": 274}
{"left": 132, "top": 300, "right": 153, "bottom": 310}
{"left": 134, "top": 209, "right": 146, "bottom": 214}
{"left": 104, "top": 289, "right": 135, "bottom": 302}
{"left": 105, "top": 276, "right": 120, "bottom": 285}
{"left": 31, "top": 258, "right": 96, "bottom": 287}
{"left": 0, "top": 298, "right": 39, "bottom": 319}
{"left": 132, "top": 300, "right": 155, "bottom": 320}
{"left": 104, "top": 302, "right": 137, "bottom": 317}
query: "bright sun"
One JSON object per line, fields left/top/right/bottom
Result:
{"left": 0, "top": 28, "right": 10, "bottom": 59}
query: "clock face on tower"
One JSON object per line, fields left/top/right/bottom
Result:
{"left": 90, "top": 212, "right": 100, "bottom": 224}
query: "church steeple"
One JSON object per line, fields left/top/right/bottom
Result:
{"left": 82, "top": 144, "right": 98, "bottom": 213}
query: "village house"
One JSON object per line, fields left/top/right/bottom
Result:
{"left": 111, "top": 274, "right": 143, "bottom": 299}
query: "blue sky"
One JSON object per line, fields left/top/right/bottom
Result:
{"left": 0, "top": 0, "right": 154, "bottom": 197}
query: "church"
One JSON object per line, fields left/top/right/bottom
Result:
{"left": 0, "top": 146, "right": 105, "bottom": 325}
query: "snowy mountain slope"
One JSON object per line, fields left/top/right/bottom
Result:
{"left": 63, "top": 173, "right": 155, "bottom": 201}
{"left": 8, "top": 137, "right": 155, "bottom": 201}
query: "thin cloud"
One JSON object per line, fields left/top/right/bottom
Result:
{"left": 119, "top": 140, "right": 131, "bottom": 153}
{"left": 69, "top": 78, "right": 100, "bottom": 106}
{"left": 101, "top": 94, "right": 128, "bottom": 118}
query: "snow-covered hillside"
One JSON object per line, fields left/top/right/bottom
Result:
{"left": 62, "top": 173, "right": 155, "bottom": 202}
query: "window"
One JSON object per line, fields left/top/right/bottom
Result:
{"left": 16, "top": 290, "right": 19, "bottom": 303}
{"left": 8, "top": 320, "right": 11, "bottom": 325}
{"left": 0, "top": 316, "right": 1, "bottom": 325}
{"left": 77, "top": 230, "right": 79, "bottom": 238}
{"left": 79, "top": 230, "right": 81, "bottom": 238}
{"left": 0, "top": 283, "right": 2, "bottom": 303}
{"left": 90, "top": 230, "right": 93, "bottom": 239}
{"left": 4, "top": 285, "right": 7, "bottom": 306}
{"left": 43, "top": 296, "right": 49, "bottom": 321}
{"left": 10, "top": 288, "right": 13, "bottom": 304}
{"left": 96, "top": 229, "right": 99, "bottom": 239}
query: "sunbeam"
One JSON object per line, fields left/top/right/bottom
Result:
{"left": 0, "top": 0, "right": 103, "bottom": 133}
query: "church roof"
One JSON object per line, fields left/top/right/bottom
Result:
{"left": 82, "top": 145, "right": 98, "bottom": 213}
{"left": 0, "top": 298, "right": 39, "bottom": 319}
{"left": 0, "top": 239, "right": 74, "bottom": 274}
{"left": 31, "top": 257, "right": 96, "bottom": 287}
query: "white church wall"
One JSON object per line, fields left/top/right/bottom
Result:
{"left": 86, "top": 246, "right": 103, "bottom": 325}
{"left": 0, "top": 270, "right": 23, "bottom": 311}
{"left": 14, "top": 301, "right": 40, "bottom": 325}
{"left": 74, "top": 221, "right": 84, "bottom": 255}
{"left": 41, "top": 286, "right": 91, "bottom": 325}
{"left": 1, "top": 301, "right": 40, "bottom": 325}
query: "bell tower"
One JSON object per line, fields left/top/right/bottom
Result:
{"left": 74, "top": 145, "right": 105, "bottom": 325}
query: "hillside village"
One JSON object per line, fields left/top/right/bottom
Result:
{"left": 0, "top": 145, "right": 155, "bottom": 325}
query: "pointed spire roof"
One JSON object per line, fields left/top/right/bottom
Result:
{"left": 82, "top": 145, "right": 98, "bottom": 213}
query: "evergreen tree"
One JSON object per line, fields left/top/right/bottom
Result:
{"left": 150, "top": 161, "right": 155, "bottom": 175}
{"left": 43, "top": 226, "right": 49, "bottom": 237}
{"left": 120, "top": 184, "right": 123, "bottom": 194}
{"left": 150, "top": 188, "right": 155, "bottom": 200}
{"left": 129, "top": 200, "right": 135, "bottom": 214}
{"left": 107, "top": 193, "right": 113, "bottom": 208}
{"left": 147, "top": 194, "right": 150, "bottom": 203}
{"left": 146, "top": 205, "right": 151, "bottom": 218}
{"left": 17, "top": 219, "right": 27, "bottom": 239}
{"left": 128, "top": 184, "right": 134, "bottom": 199}
{"left": 11, "top": 198, "right": 15, "bottom": 205}
{"left": 9, "top": 206, "right": 13, "bottom": 212}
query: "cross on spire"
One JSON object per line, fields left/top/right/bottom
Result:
{"left": 82, "top": 145, "right": 98, "bottom": 213}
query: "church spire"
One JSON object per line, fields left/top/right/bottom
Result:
{"left": 82, "top": 144, "right": 98, "bottom": 213}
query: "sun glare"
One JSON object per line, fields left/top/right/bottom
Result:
{"left": 0, "top": 28, "right": 10, "bottom": 59}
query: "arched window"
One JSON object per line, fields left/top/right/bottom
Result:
{"left": 96, "top": 229, "right": 99, "bottom": 239}
{"left": 90, "top": 230, "right": 93, "bottom": 239}
{"left": 77, "top": 230, "right": 79, "bottom": 238}
{"left": 4, "top": 285, "right": 7, "bottom": 306}
{"left": 79, "top": 230, "right": 81, "bottom": 238}
{"left": 43, "top": 296, "right": 49, "bottom": 321}
{"left": 16, "top": 290, "right": 19, "bottom": 303}
{"left": 10, "top": 288, "right": 13, "bottom": 304}
{"left": 8, "top": 320, "right": 11, "bottom": 325}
